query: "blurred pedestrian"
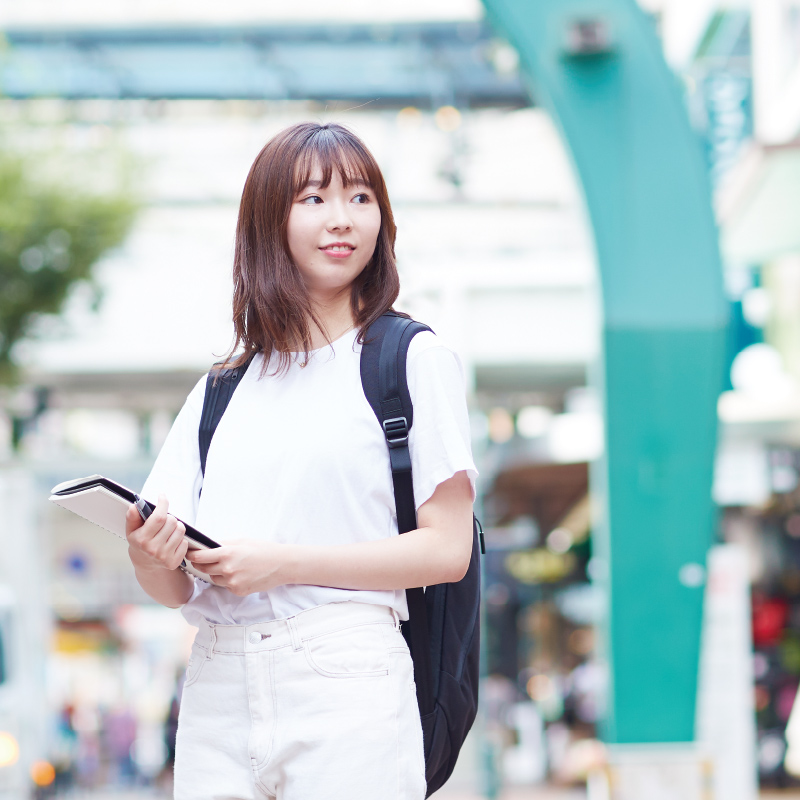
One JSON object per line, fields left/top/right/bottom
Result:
{"left": 124, "top": 122, "right": 477, "bottom": 800}
{"left": 102, "top": 705, "right": 137, "bottom": 786}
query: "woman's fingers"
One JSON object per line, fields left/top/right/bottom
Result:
{"left": 125, "top": 504, "right": 144, "bottom": 535}
{"left": 184, "top": 548, "right": 223, "bottom": 582}
{"left": 186, "top": 549, "right": 229, "bottom": 585}
{"left": 186, "top": 547, "right": 224, "bottom": 565}
{"left": 151, "top": 512, "right": 179, "bottom": 548}
{"left": 143, "top": 494, "right": 171, "bottom": 538}
{"left": 162, "top": 521, "right": 188, "bottom": 570}
{"left": 135, "top": 514, "right": 176, "bottom": 557}
{"left": 126, "top": 494, "right": 188, "bottom": 571}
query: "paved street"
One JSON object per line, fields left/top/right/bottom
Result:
{"left": 434, "top": 789, "right": 586, "bottom": 799}
{"left": 52, "top": 787, "right": 800, "bottom": 799}
{"left": 53, "top": 789, "right": 588, "bottom": 800}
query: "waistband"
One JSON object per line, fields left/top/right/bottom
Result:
{"left": 193, "top": 601, "right": 401, "bottom": 655}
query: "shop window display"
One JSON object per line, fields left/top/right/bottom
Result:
{"left": 482, "top": 461, "right": 605, "bottom": 787}
{"left": 724, "top": 447, "right": 800, "bottom": 789}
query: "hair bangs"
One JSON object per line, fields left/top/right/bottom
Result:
{"left": 229, "top": 121, "right": 401, "bottom": 377}
{"left": 292, "top": 127, "right": 380, "bottom": 195}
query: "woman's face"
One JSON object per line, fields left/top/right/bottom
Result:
{"left": 287, "top": 164, "right": 382, "bottom": 302}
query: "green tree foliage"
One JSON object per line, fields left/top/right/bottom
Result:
{"left": 0, "top": 151, "right": 138, "bottom": 382}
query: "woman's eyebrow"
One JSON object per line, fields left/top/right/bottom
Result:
{"left": 300, "top": 177, "right": 370, "bottom": 190}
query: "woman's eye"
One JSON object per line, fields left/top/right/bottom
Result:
{"left": 301, "top": 195, "right": 323, "bottom": 205}
{"left": 353, "top": 193, "right": 370, "bottom": 204}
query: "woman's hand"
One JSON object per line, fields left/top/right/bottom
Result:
{"left": 186, "top": 540, "right": 291, "bottom": 596}
{"left": 125, "top": 494, "right": 190, "bottom": 573}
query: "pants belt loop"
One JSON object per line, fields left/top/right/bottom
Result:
{"left": 391, "top": 608, "right": 401, "bottom": 631}
{"left": 207, "top": 625, "right": 217, "bottom": 660}
{"left": 286, "top": 617, "right": 302, "bottom": 652}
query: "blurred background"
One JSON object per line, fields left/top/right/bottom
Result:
{"left": 1, "top": 0, "right": 799, "bottom": 798}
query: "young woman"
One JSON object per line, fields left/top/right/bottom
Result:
{"left": 125, "top": 121, "right": 477, "bottom": 800}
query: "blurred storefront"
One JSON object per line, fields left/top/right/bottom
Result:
{"left": 0, "top": 5, "right": 601, "bottom": 796}
{"left": 464, "top": 380, "right": 606, "bottom": 790}
{"left": 0, "top": 463, "right": 196, "bottom": 796}
{"left": 684, "top": 0, "right": 800, "bottom": 789}
{"left": 10, "top": 0, "right": 800, "bottom": 796}
{"left": 482, "top": 461, "right": 601, "bottom": 787}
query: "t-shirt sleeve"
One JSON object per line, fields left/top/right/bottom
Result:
{"left": 141, "top": 374, "right": 207, "bottom": 527}
{"left": 407, "top": 339, "right": 478, "bottom": 510}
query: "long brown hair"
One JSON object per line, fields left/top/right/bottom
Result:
{"left": 223, "top": 121, "right": 401, "bottom": 375}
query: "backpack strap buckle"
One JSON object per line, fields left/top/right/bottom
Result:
{"left": 382, "top": 416, "right": 409, "bottom": 448}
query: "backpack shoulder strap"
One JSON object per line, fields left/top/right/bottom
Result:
{"left": 360, "top": 311, "right": 435, "bottom": 715}
{"left": 198, "top": 356, "right": 255, "bottom": 476}
{"left": 360, "top": 311, "right": 432, "bottom": 532}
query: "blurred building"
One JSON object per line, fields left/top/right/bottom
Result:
{"left": 10, "top": 0, "right": 800, "bottom": 794}
{"left": 648, "top": 0, "right": 800, "bottom": 789}
{"left": 0, "top": 5, "right": 603, "bottom": 795}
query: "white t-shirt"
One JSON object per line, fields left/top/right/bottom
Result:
{"left": 141, "top": 326, "right": 478, "bottom": 627}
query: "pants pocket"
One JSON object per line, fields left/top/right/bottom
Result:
{"left": 182, "top": 644, "right": 208, "bottom": 688}
{"left": 304, "top": 622, "right": 390, "bottom": 678}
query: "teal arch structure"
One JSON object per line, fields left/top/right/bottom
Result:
{"left": 482, "top": 0, "right": 728, "bottom": 743}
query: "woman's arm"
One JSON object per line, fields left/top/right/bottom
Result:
{"left": 186, "top": 471, "right": 474, "bottom": 596}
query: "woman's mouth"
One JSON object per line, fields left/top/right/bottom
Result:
{"left": 320, "top": 244, "right": 355, "bottom": 258}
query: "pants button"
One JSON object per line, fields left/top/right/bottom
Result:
{"left": 248, "top": 632, "right": 261, "bottom": 644}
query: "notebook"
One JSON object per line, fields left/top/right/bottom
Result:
{"left": 49, "top": 474, "right": 219, "bottom": 584}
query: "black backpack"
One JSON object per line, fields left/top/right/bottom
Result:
{"left": 198, "top": 311, "right": 483, "bottom": 798}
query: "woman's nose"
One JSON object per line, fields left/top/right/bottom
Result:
{"left": 326, "top": 201, "right": 353, "bottom": 231}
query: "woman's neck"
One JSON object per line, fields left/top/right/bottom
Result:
{"left": 306, "top": 297, "right": 356, "bottom": 351}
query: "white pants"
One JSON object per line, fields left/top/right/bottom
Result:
{"left": 174, "top": 601, "right": 426, "bottom": 800}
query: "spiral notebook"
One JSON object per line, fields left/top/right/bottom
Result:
{"left": 49, "top": 474, "right": 219, "bottom": 584}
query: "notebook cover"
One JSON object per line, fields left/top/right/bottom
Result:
{"left": 49, "top": 478, "right": 219, "bottom": 584}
